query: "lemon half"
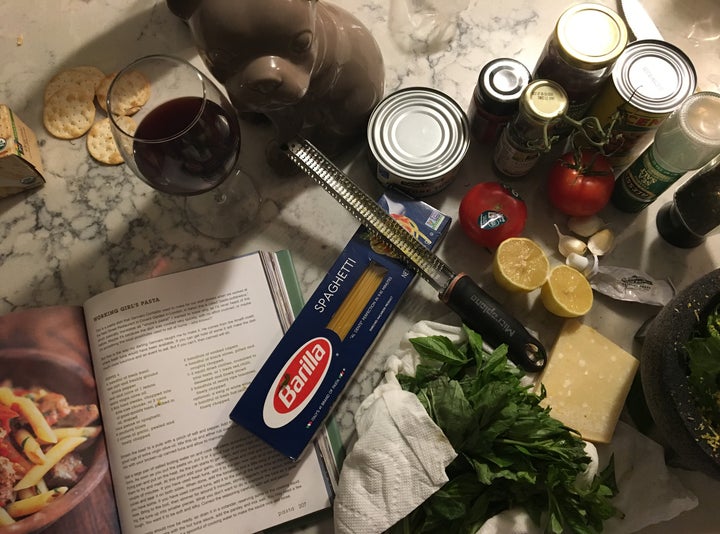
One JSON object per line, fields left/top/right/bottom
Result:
{"left": 541, "top": 264, "right": 594, "bottom": 317}
{"left": 492, "top": 237, "right": 550, "bottom": 292}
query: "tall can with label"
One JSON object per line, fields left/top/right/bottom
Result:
{"left": 587, "top": 40, "right": 696, "bottom": 174}
{"left": 533, "top": 3, "right": 628, "bottom": 138}
{"left": 612, "top": 91, "right": 720, "bottom": 213}
{"left": 493, "top": 79, "right": 568, "bottom": 178}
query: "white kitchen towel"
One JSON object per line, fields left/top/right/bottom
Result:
{"left": 598, "top": 420, "right": 698, "bottom": 533}
{"left": 333, "top": 322, "right": 459, "bottom": 534}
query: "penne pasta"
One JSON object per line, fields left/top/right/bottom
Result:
{"left": 0, "top": 388, "right": 57, "bottom": 444}
{"left": 0, "top": 381, "right": 102, "bottom": 523}
{"left": 14, "top": 428, "right": 46, "bottom": 464}
{"left": 53, "top": 426, "right": 102, "bottom": 439}
{"left": 0, "top": 507, "right": 15, "bottom": 525}
{"left": 36, "top": 479, "right": 49, "bottom": 494}
{"left": 14, "top": 437, "right": 86, "bottom": 491}
{"left": 6, "top": 487, "right": 68, "bottom": 518}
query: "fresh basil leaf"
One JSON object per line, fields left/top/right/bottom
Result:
{"left": 410, "top": 335, "right": 468, "bottom": 365}
{"left": 396, "top": 325, "right": 619, "bottom": 533}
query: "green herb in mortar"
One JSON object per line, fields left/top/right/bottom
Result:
{"left": 685, "top": 303, "right": 720, "bottom": 451}
{"left": 388, "top": 326, "right": 618, "bottom": 534}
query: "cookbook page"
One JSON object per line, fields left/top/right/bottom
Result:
{"left": 83, "top": 254, "right": 332, "bottom": 534}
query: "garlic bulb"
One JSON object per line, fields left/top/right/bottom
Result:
{"left": 588, "top": 228, "right": 615, "bottom": 256}
{"left": 554, "top": 224, "right": 587, "bottom": 257}
{"left": 567, "top": 215, "right": 605, "bottom": 237}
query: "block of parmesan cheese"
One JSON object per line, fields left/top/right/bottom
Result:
{"left": 537, "top": 319, "right": 639, "bottom": 443}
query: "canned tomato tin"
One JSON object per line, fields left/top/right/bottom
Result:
{"left": 587, "top": 40, "right": 696, "bottom": 172}
{"left": 367, "top": 87, "right": 470, "bottom": 197}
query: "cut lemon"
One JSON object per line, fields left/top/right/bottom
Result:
{"left": 492, "top": 237, "right": 549, "bottom": 292}
{"left": 540, "top": 264, "right": 594, "bottom": 317}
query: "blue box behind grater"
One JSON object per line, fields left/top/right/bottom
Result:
{"left": 230, "top": 189, "right": 451, "bottom": 460}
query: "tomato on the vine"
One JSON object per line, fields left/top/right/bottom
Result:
{"left": 459, "top": 182, "right": 527, "bottom": 249}
{"left": 547, "top": 150, "right": 615, "bottom": 217}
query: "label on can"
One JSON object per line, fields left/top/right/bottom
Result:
{"left": 595, "top": 100, "right": 669, "bottom": 171}
{"left": 587, "top": 41, "right": 696, "bottom": 172}
{"left": 612, "top": 147, "right": 685, "bottom": 212}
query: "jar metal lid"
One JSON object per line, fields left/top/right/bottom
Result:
{"left": 612, "top": 40, "right": 697, "bottom": 114}
{"left": 477, "top": 58, "right": 531, "bottom": 116}
{"left": 519, "top": 79, "right": 569, "bottom": 122}
{"left": 367, "top": 87, "right": 469, "bottom": 181}
{"left": 555, "top": 3, "right": 628, "bottom": 70}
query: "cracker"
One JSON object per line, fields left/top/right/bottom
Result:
{"left": 43, "top": 86, "right": 96, "bottom": 139}
{"left": 44, "top": 66, "right": 105, "bottom": 102}
{"left": 96, "top": 70, "right": 150, "bottom": 115}
{"left": 87, "top": 116, "right": 136, "bottom": 165}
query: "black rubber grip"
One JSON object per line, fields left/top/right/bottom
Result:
{"left": 441, "top": 273, "right": 547, "bottom": 372}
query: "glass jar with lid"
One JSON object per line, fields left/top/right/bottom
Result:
{"left": 468, "top": 58, "right": 531, "bottom": 144}
{"left": 533, "top": 3, "right": 628, "bottom": 137}
{"left": 493, "top": 79, "right": 568, "bottom": 177}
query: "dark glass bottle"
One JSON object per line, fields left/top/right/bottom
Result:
{"left": 656, "top": 161, "right": 720, "bottom": 248}
{"left": 468, "top": 58, "right": 531, "bottom": 145}
{"left": 493, "top": 79, "right": 568, "bottom": 177}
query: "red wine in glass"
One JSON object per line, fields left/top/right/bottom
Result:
{"left": 109, "top": 55, "right": 261, "bottom": 238}
{"left": 133, "top": 96, "right": 240, "bottom": 195}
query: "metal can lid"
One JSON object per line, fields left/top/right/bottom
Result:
{"left": 367, "top": 87, "right": 470, "bottom": 181}
{"left": 555, "top": 3, "right": 628, "bottom": 70}
{"left": 477, "top": 58, "right": 531, "bottom": 116}
{"left": 519, "top": 79, "right": 569, "bottom": 122}
{"left": 612, "top": 40, "right": 697, "bottom": 114}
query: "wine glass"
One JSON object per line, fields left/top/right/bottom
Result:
{"left": 107, "top": 54, "right": 261, "bottom": 239}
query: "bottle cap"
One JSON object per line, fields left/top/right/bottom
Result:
{"left": 678, "top": 91, "right": 720, "bottom": 154}
{"left": 519, "top": 79, "right": 569, "bottom": 122}
{"left": 477, "top": 58, "right": 531, "bottom": 116}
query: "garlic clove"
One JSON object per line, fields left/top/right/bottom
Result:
{"left": 554, "top": 224, "right": 587, "bottom": 257}
{"left": 566, "top": 252, "right": 599, "bottom": 278}
{"left": 567, "top": 214, "right": 606, "bottom": 237}
{"left": 587, "top": 228, "right": 615, "bottom": 256}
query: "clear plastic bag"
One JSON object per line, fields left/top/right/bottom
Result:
{"left": 388, "top": 0, "right": 469, "bottom": 52}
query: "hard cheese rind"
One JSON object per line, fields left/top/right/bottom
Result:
{"left": 538, "top": 319, "right": 639, "bottom": 443}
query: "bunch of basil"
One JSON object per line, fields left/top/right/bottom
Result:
{"left": 388, "top": 326, "right": 618, "bottom": 534}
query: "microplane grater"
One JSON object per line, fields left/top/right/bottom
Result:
{"left": 282, "top": 137, "right": 547, "bottom": 371}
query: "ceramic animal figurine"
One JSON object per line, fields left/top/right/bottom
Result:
{"left": 166, "top": 0, "right": 385, "bottom": 168}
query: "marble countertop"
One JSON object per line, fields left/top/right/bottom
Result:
{"left": 2, "top": 0, "right": 719, "bottom": 532}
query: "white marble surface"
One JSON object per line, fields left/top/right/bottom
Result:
{"left": 2, "top": 0, "right": 720, "bottom": 532}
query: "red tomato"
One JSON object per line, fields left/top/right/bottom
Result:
{"left": 459, "top": 182, "right": 527, "bottom": 248}
{"left": 547, "top": 150, "right": 615, "bottom": 217}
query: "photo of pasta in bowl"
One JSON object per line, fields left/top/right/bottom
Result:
{"left": 0, "top": 346, "right": 107, "bottom": 533}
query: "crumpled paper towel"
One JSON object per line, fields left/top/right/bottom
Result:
{"left": 333, "top": 320, "right": 699, "bottom": 534}
{"left": 333, "top": 321, "right": 459, "bottom": 534}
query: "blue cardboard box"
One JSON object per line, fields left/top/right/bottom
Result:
{"left": 230, "top": 190, "right": 450, "bottom": 460}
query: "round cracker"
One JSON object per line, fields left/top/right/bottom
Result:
{"left": 43, "top": 86, "right": 96, "bottom": 139}
{"left": 44, "top": 66, "right": 105, "bottom": 102}
{"left": 97, "top": 70, "right": 150, "bottom": 115}
{"left": 87, "top": 116, "right": 136, "bottom": 165}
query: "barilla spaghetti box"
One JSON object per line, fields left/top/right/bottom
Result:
{"left": 230, "top": 189, "right": 450, "bottom": 460}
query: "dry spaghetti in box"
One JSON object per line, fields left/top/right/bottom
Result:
{"left": 230, "top": 190, "right": 450, "bottom": 460}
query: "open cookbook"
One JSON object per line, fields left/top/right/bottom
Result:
{"left": 0, "top": 251, "right": 341, "bottom": 533}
